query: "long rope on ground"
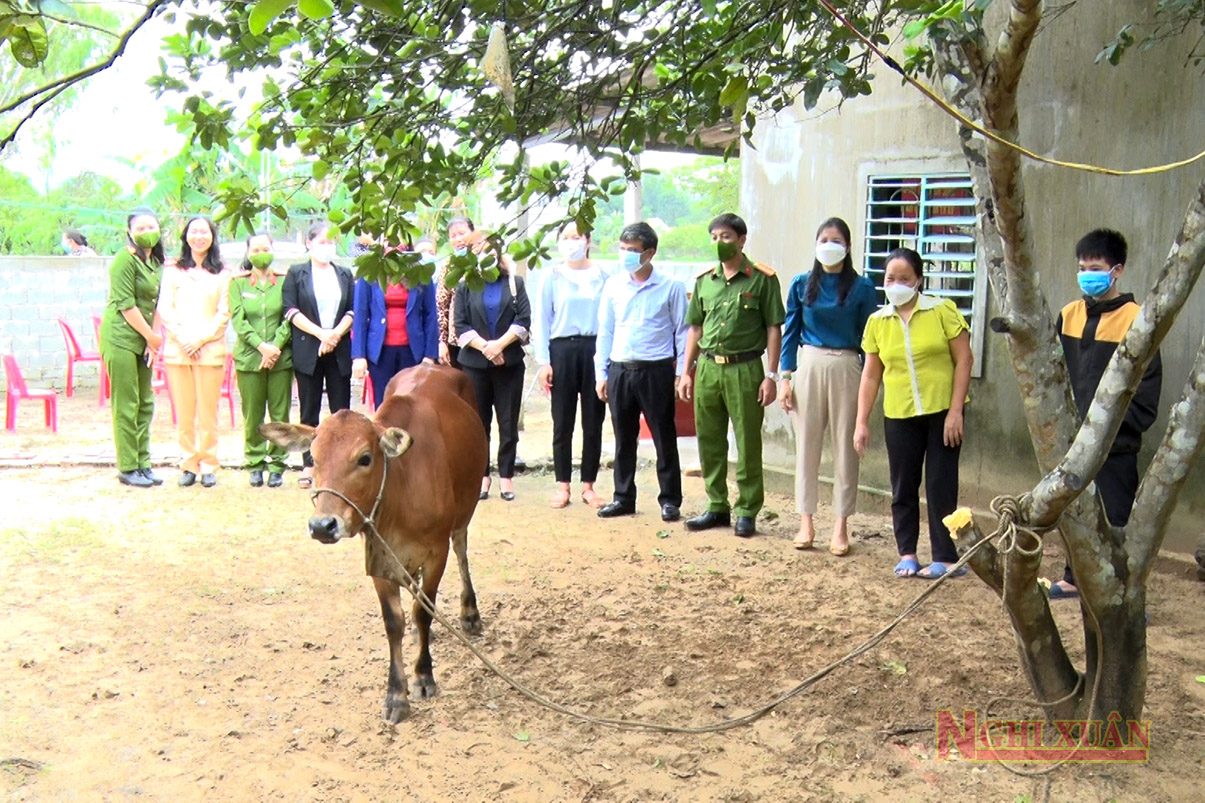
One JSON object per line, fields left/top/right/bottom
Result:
{"left": 815, "top": 0, "right": 1205, "bottom": 177}
{"left": 315, "top": 482, "right": 999, "bottom": 735}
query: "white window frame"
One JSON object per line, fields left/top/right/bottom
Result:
{"left": 864, "top": 173, "right": 986, "bottom": 378}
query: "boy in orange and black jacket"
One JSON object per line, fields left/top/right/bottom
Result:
{"left": 1051, "top": 229, "right": 1162, "bottom": 598}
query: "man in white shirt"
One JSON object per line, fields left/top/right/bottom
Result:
{"left": 594, "top": 222, "right": 688, "bottom": 522}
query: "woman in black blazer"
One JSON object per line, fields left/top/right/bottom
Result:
{"left": 282, "top": 221, "right": 355, "bottom": 486}
{"left": 453, "top": 253, "right": 532, "bottom": 501}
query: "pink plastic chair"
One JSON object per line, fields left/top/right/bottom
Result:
{"left": 89, "top": 314, "right": 112, "bottom": 405}
{"left": 219, "top": 353, "right": 236, "bottom": 427}
{"left": 57, "top": 317, "right": 107, "bottom": 405}
{"left": 3, "top": 353, "right": 58, "bottom": 432}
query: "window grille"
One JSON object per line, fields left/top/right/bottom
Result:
{"left": 864, "top": 174, "right": 986, "bottom": 377}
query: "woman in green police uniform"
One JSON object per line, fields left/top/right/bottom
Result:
{"left": 229, "top": 233, "right": 293, "bottom": 488}
{"left": 100, "top": 209, "right": 166, "bottom": 488}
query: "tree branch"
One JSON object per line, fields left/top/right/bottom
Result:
{"left": 0, "top": 0, "right": 169, "bottom": 154}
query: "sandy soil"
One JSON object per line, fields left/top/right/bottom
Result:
{"left": 2, "top": 390, "right": 1204, "bottom": 801}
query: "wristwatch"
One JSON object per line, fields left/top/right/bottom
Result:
{"left": 765, "top": 371, "right": 780, "bottom": 382}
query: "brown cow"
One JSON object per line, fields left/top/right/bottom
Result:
{"left": 262, "top": 363, "right": 486, "bottom": 723}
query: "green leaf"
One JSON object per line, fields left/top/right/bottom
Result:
{"left": 1196, "top": 675, "right": 1205, "bottom": 684}
{"left": 881, "top": 660, "right": 908, "bottom": 675}
{"left": 514, "top": 729, "right": 530, "bottom": 742}
{"left": 298, "top": 0, "right": 335, "bottom": 21}
{"left": 656, "top": 530, "right": 670, "bottom": 539}
{"left": 718, "top": 75, "right": 748, "bottom": 109}
{"left": 7, "top": 17, "right": 48, "bottom": 68}
{"left": 312, "top": 159, "right": 330, "bottom": 180}
{"left": 249, "top": 0, "right": 294, "bottom": 35}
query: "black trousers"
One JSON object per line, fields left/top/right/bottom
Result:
{"left": 607, "top": 359, "right": 682, "bottom": 508}
{"left": 1064, "top": 451, "right": 1138, "bottom": 584}
{"left": 463, "top": 362, "right": 525, "bottom": 479}
{"left": 296, "top": 352, "right": 351, "bottom": 468}
{"left": 367, "top": 344, "right": 418, "bottom": 408}
{"left": 883, "top": 411, "right": 961, "bottom": 564}
{"left": 550, "top": 336, "right": 607, "bottom": 484}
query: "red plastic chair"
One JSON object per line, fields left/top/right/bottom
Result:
{"left": 89, "top": 314, "right": 112, "bottom": 405}
{"left": 57, "top": 317, "right": 108, "bottom": 405}
{"left": 219, "top": 353, "right": 236, "bottom": 427}
{"left": 362, "top": 373, "right": 375, "bottom": 410}
{"left": 3, "top": 353, "right": 58, "bottom": 432}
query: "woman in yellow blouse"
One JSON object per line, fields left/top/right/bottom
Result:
{"left": 854, "top": 247, "right": 972, "bottom": 579}
{"left": 157, "top": 216, "right": 232, "bottom": 488}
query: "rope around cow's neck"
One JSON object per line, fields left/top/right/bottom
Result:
{"left": 310, "top": 458, "right": 390, "bottom": 533}
{"left": 311, "top": 472, "right": 1006, "bottom": 735}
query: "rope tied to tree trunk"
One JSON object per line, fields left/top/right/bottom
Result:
{"left": 973, "top": 494, "right": 1106, "bottom": 778}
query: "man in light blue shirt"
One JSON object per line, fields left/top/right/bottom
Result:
{"left": 594, "top": 221, "right": 688, "bottom": 522}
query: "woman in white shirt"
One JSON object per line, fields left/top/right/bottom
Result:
{"left": 157, "top": 217, "right": 232, "bottom": 487}
{"left": 282, "top": 222, "right": 355, "bottom": 488}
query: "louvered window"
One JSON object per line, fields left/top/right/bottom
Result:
{"left": 865, "top": 174, "right": 986, "bottom": 377}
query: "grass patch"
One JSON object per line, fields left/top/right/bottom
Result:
{"left": 0, "top": 517, "right": 109, "bottom": 566}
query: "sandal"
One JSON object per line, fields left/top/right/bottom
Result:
{"left": 297, "top": 470, "right": 314, "bottom": 489}
{"left": 792, "top": 532, "right": 814, "bottom": 550}
{"left": 581, "top": 489, "right": 604, "bottom": 509}
{"left": 894, "top": 557, "right": 920, "bottom": 578}
{"left": 917, "top": 562, "right": 967, "bottom": 580}
{"left": 550, "top": 488, "right": 571, "bottom": 509}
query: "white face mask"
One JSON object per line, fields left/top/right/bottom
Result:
{"left": 815, "top": 242, "right": 847, "bottom": 267}
{"left": 558, "top": 239, "right": 588, "bottom": 262}
{"left": 884, "top": 282, "right": 918, "bottom": 307}
{"left": 310, "top": 243, "right": 337, "bottom": 264}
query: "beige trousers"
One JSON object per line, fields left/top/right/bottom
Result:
{"left": 166, "top": 363, "right": 224, "bottom": 474}
{"left": 790, "top": 346, "right": 862, "bottom": 517}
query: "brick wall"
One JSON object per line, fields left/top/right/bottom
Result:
{"left": 0, "top": 256, "right": 111, "bottom": 389}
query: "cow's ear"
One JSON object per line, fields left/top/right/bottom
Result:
{"left": 380, "top": 427, "right": 414, "bottom": 459}
{"left": 259, "top": 423, "right": 316, "bottom": 452}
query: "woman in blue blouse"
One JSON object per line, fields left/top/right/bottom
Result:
{"left": 779, "top": 217, "right": 878, "bottom": 555}
{"left": 533, "top": 222, "right": 610, "bottom": 509}
{"left": 453, "top": 235, "right": 532, "bottom": 502}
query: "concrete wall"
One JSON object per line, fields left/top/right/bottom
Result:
{"left": 741, "top": 0, "right": 1205, "bottom": 552}
{"left": 0, "top": 256, "right": 111, "bottom": 388}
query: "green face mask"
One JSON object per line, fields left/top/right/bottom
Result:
{"left": 132, "top": 230, "right": 160, "bottom": 249}
{"left": 716, "top": 240, "right": 739, "bottom": 263}
{"left": 248, "top": 252, "right": 274, "bottom": 270}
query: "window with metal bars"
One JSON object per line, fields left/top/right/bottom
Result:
{"left": 864, "top": 173, "right": 986, "bottom": 377}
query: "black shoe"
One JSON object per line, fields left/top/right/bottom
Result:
{"left": 479, "top": 490, "right": 490, "bottom": 500}
{"left": 267, "top": 472, "right": 283, "bottom": 488}
{"left": 178, "top": 471, "right": 197, "bottom": 487}
{"left": 501, "top": 491, "right": 516, "bottom": 502}
{"left": 201, "top": 473, "right": 217, "bottom": 488}
{"left": 734, "top": 516, "right": 756, "bottom": 537}
{"left": 118, "top": 470, "right": 153, "bottom": 488}
{"left": 249, "top": 470, "right": 264, "bottom": 487}
{"left": 684, "top": 510, "right": 731, "bottom": 531}
{"left": 138, "top": 468, "right": 163, "bottom": 486}
{"left": 597, "top": 501, "right": 636, "bottom": 518}
{"left": 661, "top": 504, "right": 681, "bottom": 522}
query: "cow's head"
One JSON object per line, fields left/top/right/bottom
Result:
{"left": 260, "top": 413, "right": 414, "bottom": 544}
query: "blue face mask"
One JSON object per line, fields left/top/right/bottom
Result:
{"left": 453, "top": 247, "right": 468, "bottom": 257}
{"left": 420, "top": 252, "right": 436, "bottom": 264}
{"left": 1077, "top": 269, "right": 1115, "bottom": 298}
{"left": 618, "top": 249, "right": 643, "bottom": 273}
{"left": 61, "top": 242, "right": 74, "bottom": 254}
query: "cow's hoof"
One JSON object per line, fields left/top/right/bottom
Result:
{"left": 461, "top": 613, "right": 484, "bottom": 636}
{"left": 382, "top": 695, "right": 411, "bottom": 724}
{"left": 414, "top": 674, "right": 438, "bottom": 700}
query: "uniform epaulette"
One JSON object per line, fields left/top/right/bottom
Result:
{"left": 696, "top": 264, "right": 716, "bottom": 279}
{"left": 753, "top": 262, "right": 776, "bottom": 277}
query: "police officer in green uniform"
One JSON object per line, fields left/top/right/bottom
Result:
{"left": 678, "top": 213, "right": 785, "bottom": 536}
{"left": 229, "top": 233, "right": 293, "bottom": 488}
{"left": 100, "top": 209, "right": 165, "bottom": 488}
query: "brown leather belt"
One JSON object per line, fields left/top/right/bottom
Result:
{"left": 701, "top": 350, "right": 762, "bottom": 365}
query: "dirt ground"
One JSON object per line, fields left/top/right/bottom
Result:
{"left": 2, "top": 387, "right": 1204, "bottom": 801}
